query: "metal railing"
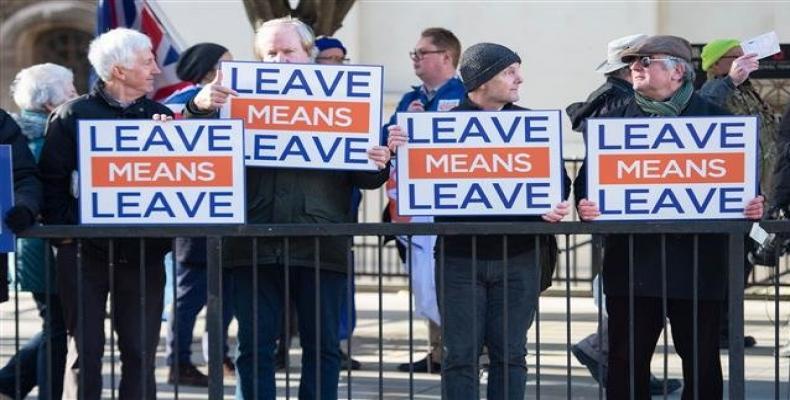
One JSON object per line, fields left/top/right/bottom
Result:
{"left": 1, "top": 220, "right": 787, "bottom": 399}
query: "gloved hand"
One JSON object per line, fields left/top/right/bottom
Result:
{"left": 3, "top": 205, "right": 35, "bottom": 234}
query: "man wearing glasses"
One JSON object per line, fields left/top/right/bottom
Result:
{"left": 574, "top": 35, "right": 765, "bottom": 399}
{"left": 382, "top": 27, "right": 465, "bottom": 374}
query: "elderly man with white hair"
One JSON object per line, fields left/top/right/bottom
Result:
{"left": 38, "top": 28, "right": 173, "bottom": 400}
{"left": 186, "top": 16, "right": 391, "bottom": 400}
{"left": 0, "top": 63, "right": 76, "bottom": 400}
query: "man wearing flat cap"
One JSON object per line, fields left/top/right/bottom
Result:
{"left": 390, "top": 42, "right": 571, "bottom": 400}
{"left": 574, "top": 35, "right": 765, "bottom": 399}
{"left": 567, "top": 33, "right": 683, "bottom": 396}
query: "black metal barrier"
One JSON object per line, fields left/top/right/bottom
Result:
{"left": 1, "top": 221, "right": 788, "bottom": 399}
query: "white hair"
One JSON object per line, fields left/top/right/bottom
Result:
{"left": 88, "top": 28, "right": 152, "bottom": 82}
{"left": 254, "top": 16, "right": 318, "bottom": 60}
{"left": 11, "top": 63, "right": 74, "bottom": 111}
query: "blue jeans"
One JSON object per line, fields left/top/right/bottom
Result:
{"left": 233, "top": 265, "right": 347, "bottom": 400}
{"left": 165, "top": 262, "right": 235, "bottom": 365}
{"left": 437, "top": 252, "right": 540, "bottom": 400}
{"left": 0, "top": 292, "right": 67, "bottom": 399}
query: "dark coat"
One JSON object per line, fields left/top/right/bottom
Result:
{"left": 183, "top": 100, "right": 389, "bottom": 273}
{"left": 566, "top": 76, "right": 634, "bottom": 135}
{"left": 38, "top": 84, "right": 174, "bottom": 260}
{"left": 0, "top": 109, "right": 42, "bottom": 302}
{"left": 574, "top": 93, "right": 731, "bottom": 300}
{"left": 435, "top": 97, "right": 572, "bottom": 260}
{"left": 769, "top": 105, "right": 790, "bottom": 211}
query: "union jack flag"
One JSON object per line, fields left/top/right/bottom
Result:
{"left": 96, "top": 0, "right": 191, "bottom": 101}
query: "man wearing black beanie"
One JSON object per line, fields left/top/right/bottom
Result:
{"left": 387, "top": 42, "right": 571, "bottom": 400}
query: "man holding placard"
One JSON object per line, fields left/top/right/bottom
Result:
{"left": 38, "top": 28, "right": 175, "bottom": 399}
{"left": 574, "top": 35, "right": 764, "bottom": 399}
{"left": 186, "top": 16, "right": 390, "bottom": 400}
{"left": 389, "top": 42, "right": 570, "bottom": 400}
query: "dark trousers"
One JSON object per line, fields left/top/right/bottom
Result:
{"left": 437, "top": 253, "right": 540, "bottom": 400}
{"left": 607, "top": 296, "right": 722, "bottom": 400}
{"left": 0, "top": 292, "right": 67, "bottom": 399}
{"left": 56, "top": 243, "right": 165, "bottom": 400}
{"left": 232, "top": 265, "right": 347, "bottom": 400}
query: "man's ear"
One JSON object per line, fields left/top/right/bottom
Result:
{"left": 111, "top": 64, "right": 125, "bottom": 82}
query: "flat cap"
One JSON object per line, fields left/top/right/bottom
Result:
{"left": 620, "top": 35, "right": 692, "bottom": 63}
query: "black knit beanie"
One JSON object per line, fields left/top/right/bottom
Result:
{"left": 459, "top": 43, "right": 522, "bottom": 92}
{"left": 176, "top": 43, "right": 229, "bottom": 83}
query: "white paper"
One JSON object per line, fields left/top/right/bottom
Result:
{"left": 741, "top": 31, "right": 781, "bottom": 60}
{"left": 750, "top": 222, "right": 772, "bottom": 246}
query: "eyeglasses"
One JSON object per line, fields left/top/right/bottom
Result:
{"left": 634, "top": 56, "right": 679, "bottom": 68}
{"left": 409, "top": 49, "right": 445, "bottom": 60}
{"left": 315, "top": 55, "right": 350, "bottom": 64}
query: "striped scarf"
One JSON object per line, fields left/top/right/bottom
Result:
{"left": 634, "top": 79, "right": 694, "bottom": 116}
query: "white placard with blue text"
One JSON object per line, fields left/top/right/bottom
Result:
{"left": 586, "top": 116, "right": 758, "bottom": 220}
{"left": 396, "top": 110, "right": 565, "bottom": 216}
{"left": 0, "top": 145, "right": 14, "bottom": 252}
{"left": 219, "top": 61, "right": 383, "bottom": 171}
{"left": 78, "top": 119, "right": 246, "bottom": 224}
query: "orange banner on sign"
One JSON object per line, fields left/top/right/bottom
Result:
{"left": 408, "top": 147, "right": 550, "bottom": 179}
{"left": 92, "top": 156, "right": 233, "bottom": 187}
{"left": 598, "top": 152, "right": 744, "bottom": 184}
{"left": 230, "top": 98, "right": 369, "bottom": 133}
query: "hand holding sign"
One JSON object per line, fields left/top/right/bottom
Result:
{"left": 729, "top": 53, "right": 759, "bottom": 86}
{"left": 577, "top": 198, "right": 601, "bottom": 221}
{"left": 542, "top": 200, "right": 570, "bottom": 223}
{"left": 194, "top": 70, "right": 239, "bottom": 112}
{"left": 387, "top": 124, "right": 408, "bottom": 153}
{"left": 367, "top": 145, "right": 391, "bottom": 170}
{"left": 744, "top": 195, "right": 764, "bottom": 220}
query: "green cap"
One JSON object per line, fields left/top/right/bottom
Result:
{"left": 701, "top": 39, "right": 740, "bottom": 71}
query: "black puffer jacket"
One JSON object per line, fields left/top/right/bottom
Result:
{"left": 574, "top": 93, "right": 731, "bottom": 300}
{"left": 39, "top": 83, "right": 174, "bottom": 260}
{"left": 566, "top": 76, "right": 633, "bottom": 135}
{"left": 0, "top": 109, "right": 42, "bottom": 303}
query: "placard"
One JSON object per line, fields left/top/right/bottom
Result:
{"left": 396, "top": 110, "right": 564, "bottom": 216}
{"left": 220, "top": 61, "right": 383, "bottom": 171}
{"left": 586, "top": 116, "right": 758, "bottom": 220}
{"left": 78, "top": 119, "right": 246, "bottom": 224}
{"left": 0, "top": 145, "right": 14, "bottom": 252}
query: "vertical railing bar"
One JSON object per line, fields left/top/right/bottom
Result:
{"left": 439, "top": 236, "right": 446, "bottom": 399}
{"left": 108, "top": 240, "right": 116, "bottom": 400}
{"left": 775, "top": 237, "right": 781, "bottom": 400}
{"left": 595, "top": 235, "right": 603, "bottom": 400}
{"left": 534, "top": 235, "right": 541, "bottom": 400}
{"left": 314, "top": 237, "right": 321, "bottom": 398}
{"left": 378, "top": 235, "right": 384, "bottom": 398}
{"left": 471, "top": 235, "right": 478, "bottom": 396}
{"left": 45, "top": 239, "right": 53, "bottom": 400}
{"left": 13, "top": 245, "right": 20, "bottom": 400}
{"left": 727, "top": 233, "right": 745, "bottom": 398}
{"left": 346, "top": 236, "right": 353, "bottom": 400}
{"left": 284, "top": 236, "right": 291, "bottom": 399}
{"left": 139, "top": 239, "right": 147, "bottom": 398}
{"left": 693, "top": 234, "right": 699, "bottom": 400}
{"left": 565, "top": 234, "right": 572, "bottom": 400}
{"left": 661, "top": 234, "right": 668, "bottom": 400}
{"left": 628, "top": 234, "right": 634, "bottom": 400}
{"left": 252, "top": 237, "right": 260, "bottom": 399}
{"left": 503, "top": 235, "right": 509, "bottom": 400}
{"left": 408, "top": 235, "right": 414, "bottom": 398}
{"left": 77, "top": 239, "right": 84, "bottom": 400}
{"left": 170, "top": 239, "right": 178, "bottom": 400}
{"left": 206, "top": 235, "right": 224, "bottom": 399}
